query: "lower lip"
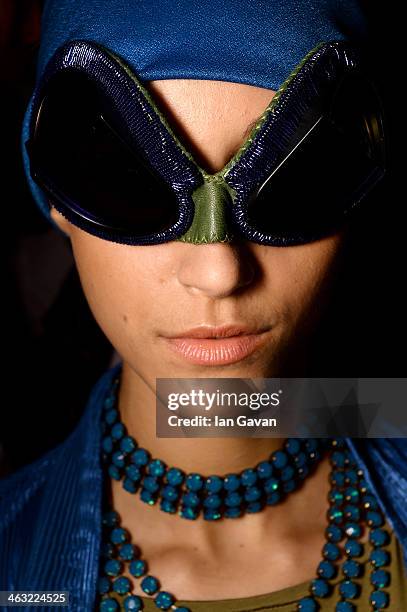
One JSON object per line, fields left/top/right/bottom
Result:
{"left": 163, "top": 332, "right": 270, "bottom": 366}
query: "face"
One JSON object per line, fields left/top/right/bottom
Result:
{"left": 51, "top": 78, "right": 345, "bottom": 381}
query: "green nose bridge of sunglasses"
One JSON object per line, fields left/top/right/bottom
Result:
{"left": 176, "top": 178, "right": 237, "bottom": 244}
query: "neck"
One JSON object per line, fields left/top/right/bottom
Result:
{"left": 118, "top": 361, "right": 286, "bottom": 475}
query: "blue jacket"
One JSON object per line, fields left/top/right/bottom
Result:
{"left": 1, "top": 362, "right": 407, "bottom": 611}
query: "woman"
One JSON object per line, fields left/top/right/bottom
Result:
{"left": 1, "top": 1, "right": 406, "bottom": 611}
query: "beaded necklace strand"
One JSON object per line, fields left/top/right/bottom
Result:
{"left": 98, "top": 376, "right": 391, "bottom": 611}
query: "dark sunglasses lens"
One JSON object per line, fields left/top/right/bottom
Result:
{"left": 246, "top": 74, "right": 385, "bottom": 243}
{"left": 30, "top": 71, "right": 179, "bottom": 236}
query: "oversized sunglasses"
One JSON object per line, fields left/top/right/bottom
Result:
{"left": 26, "top": 40, "right": 386, "bottom": 246}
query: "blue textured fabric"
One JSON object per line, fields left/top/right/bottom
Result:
{"left": 22, "top": 0, "right": 367, "bottom": 224}
{"left": 0, "top": 363, "right": 406, "bottom": 612}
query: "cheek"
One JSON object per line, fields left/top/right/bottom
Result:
{"left": 69, "top": 232, "right": 167, "bottom": 350}
{"left": 259, "top": 234, "right": 343, "bottom": 327}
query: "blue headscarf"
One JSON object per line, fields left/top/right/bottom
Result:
{"left": 22, "top": 0, "right": 367, "bottom": 223}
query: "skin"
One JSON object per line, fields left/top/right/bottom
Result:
{"left": 51, "top": 79, "right": 346, "bottom": 600}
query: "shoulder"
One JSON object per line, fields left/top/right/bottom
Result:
{"left": 0, "top": 362, "right": 121, "bottom": 533}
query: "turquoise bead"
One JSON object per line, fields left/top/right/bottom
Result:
{"left": 283, "top": 479, "right": 297, "bottom": 493}
{"left": 297, "top": 596, "right": 318, "bottom": 610}
{"left": 123, "top": 478, "right": 138, "bottom": 493}
{"left": 369, "top": 589, "right": 389, "bottom": 608}
{"left": 326, "top": 525, "right": 343, "bottom": 543}
{"left": 131, "top": 448, "right": 150, "bottom": 466}
{"left": 182, "top": 492, "right": 200, "bottom": 507}
{"left": 112, "top": 451, "right": 125, "bottom": 467}
{"left": 317, "top": 560, "right": 336, "bottom": 580}
{"left": 203, "top": 494, "right": 222, "bottom": 508}
{"left": 305, "top": 439, "right": 319, "bottom": 452}
{"left": 285, "top": 438, "right": 301, "bottom": 455}
{"left": 366, "top": 511, "right": 384, "bottom": 528}
{"left": 205, "top": 475, "right": 223, "bottom": 492}
{"left": 256, "top": 460, "right": 273, "bottom": 479}
{"left": 160, "top": 499, "right": 176, "bottom": 514}
{"left": 147, "top": 459, "right": 166, "bottom": 477}
{"left": 281, "top": 465, "right": 295, "bottom": 481}
{"left": 294, "top": 452, "right": 308, "bottom": 468}
{"left": 125, "top": 465, "right": 142, "bottom": 481}
{"left": 344, "top": 487, "right": 359, "bottom": 504}
{"left": 144, "top": 476, "right": 160, "bottom": 493}
{"left": 166, "top": 467, "right": 184, "bottom": 486}
{"left": 272, "top": 450, "right": 288, "bottom": 469}
{"left": 123, "top": 595, "right": 142, "bottom": 611}
{"left": 106, "top": 409, "right": 118, "bottom": 425}
{"left": 241, "top": 468, "right": 257, "bottom": 486}
{"left": 311, "top": 578, "right": 330, "bottom": 597}
{"left": 328, "top": 506, "right": 344, "bottom": 525}
{"left": 161, "top": 485, "right": 179, "bottom": 501}
{"left": 104, "top": 559, "right": 122, "bottom": 577}
{"left": 108, "top": 465, "right": 121, "bottom": 481}
{"left": 141, "top": 575, "right": 159, "bottom": 595}
{"left": 174, "top": 608, "right": 191, "bottom": 612}
{"left": 111, "top": 423, "right": 125, "bottom": 440}
{"left": 338, "top": 580, "right": 359, "bottom": 599}
{"left": 343, "top": 505, "right": 360, "bottom": 522}
{"left": 266, "top": 491, "right": 281, "bottom": 505}
{"left": 140, "top": 488, "right": 157, "bottom": 505}
{"left": 342, "top": 560, "right": 361, "bottom": 578}
{"left": 322, "top": 543, "right": 341, "bottom": 561}
{"left": 371, "top": 569, "right": 390, "bottom": 588}
{"left": 100, "top": 597, "right": 119, "bottom": 612}
{"left": 264, "top": 477, "right": 280, "bottom": 493}
{"left": 362, "top": 494, "right": 378, "bottom": 510}
{"left": 344, "top": 539, "right": 363, "bottom": 558}
{"left": 112, "top": 576, "right": 131, "bottom": 595}
{"left": 369, "top": 528, "right": 389, "bottom": 547}
{"left": 118, "top": 543, "right": 135, "bottom": 561}
{"left": 330, "top": 471, "right": 346, "bottom": 487}
{"left": 155, "top": 591, "right": 175, "bottom": 610}
{"left": 223, "top": 474, "right": 240, "bottom": 491}
{"left": 179, "top": 506, "right": 198, "bottom": 520}
{"left": 224, "top": 492, "right": 242, "bottom": 507}
{"left": 329, "top": 489, "right": 344, "bottom": 505}
{"left": 120, "top": 436, "right": 136, "bottom": 453}
{"left": 129, "top": 559, "right": 147, "bottom": 578}
{"left": 331, "top": 450, "right": 346, "bottom": 467}
{"left": 185, "top": 473, "right": 203, "bottom": 491}
{"left": 344, "top": 470, "right": 358, "bottom": 485}
{"left": 244, "top": 486, "right": 261, "bottom": 502}
{"left": 104, "top": 395, "right": 116, "bottom": 409}
{"left": 110, "top": 527, "right": 128, "bottom": 545}
{"left": 370, "top": 549, "right": 389, "bottom": 568}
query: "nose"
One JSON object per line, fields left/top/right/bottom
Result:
{"left": 175, "top": 176, "right": 256, "bottom": 298}
{"left": 176, "top": 239, "right": 256, "bottom": 299}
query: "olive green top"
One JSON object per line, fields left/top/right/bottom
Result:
{"left": 108, "top": 528, "right": 407, "bottom": 611}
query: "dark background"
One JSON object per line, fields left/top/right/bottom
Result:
{"left": 0, "top": 2, "right": 403, "bottom": 476}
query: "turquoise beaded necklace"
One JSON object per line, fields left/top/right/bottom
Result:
{"left": 98, "top": 376, "right": 392, "bottom": 612}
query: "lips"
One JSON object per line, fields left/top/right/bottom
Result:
{"left": 162, "top": 325, "right": 271, "bottom": 365}
{"left": 165, "top": 325, "right": 268, "bottom": 339}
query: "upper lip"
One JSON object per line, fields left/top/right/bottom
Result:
{"left": 164, "top": 325, "right": 270, "bottom": 339}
